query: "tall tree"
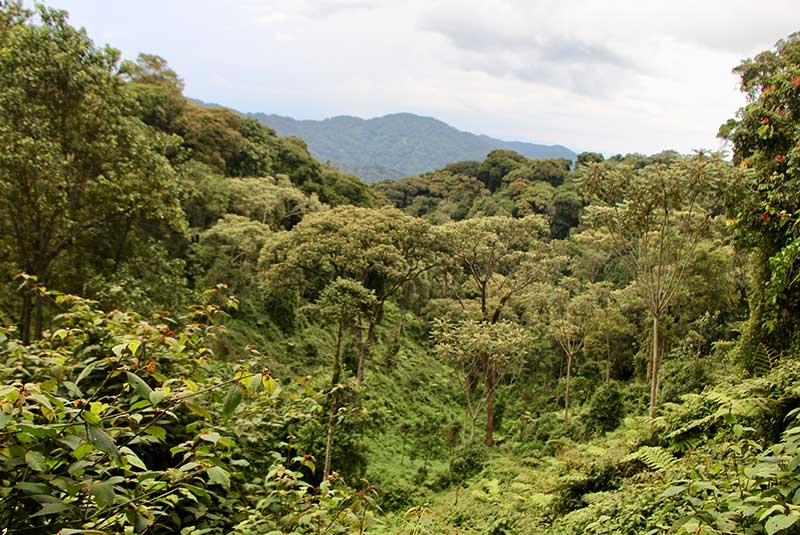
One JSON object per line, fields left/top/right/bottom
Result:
{"left": 432, "top": 318, "right": 531, "bottom": 443}
{"left": 582, "top": 153, "right": 735, "bottom": 417}
{"left": 718, "top": 32, "right": 800, "bottom": 358}
{"left": 261, "top": 206, "right": 438, "bottom": 383}
{"left": 529, "top": 279, "right": 595, "bottom": 426}
{"left": 0, "top": 3, "right": 184, "bottom": 341}
{"left": 438, "top": 215, "right": 561, "bottom": 444}
{"left": 317, "top": 278, "right": 376, "bottom": 480}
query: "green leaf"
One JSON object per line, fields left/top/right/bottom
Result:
{"left": 126, "top": 371, "right": 153, "bottom": 401}
{"left": 68, "top": 459, "right": 93, "bottom": 475}
{"left": 222, "top": 385, "right": 243, "bottom": 418}
{"left": 207, "top": 466, "right": 230, "bottom": 491}
{"left": 144, "top": 425, "right": 166, "bottom": 441}
{"left": 31, "top": 501, "right": 72, "bottom": 517}
{"left": 90, "top": 480, "right": 116, "bottom": 508}
{"left": 25, "top": 451, "right": 47, "bottom": 472}
{"left": 303, "top": 458, "right": 316, "bottom": 473}
{"left": 134, "top": 513, "right": 153, "bottom": 532}
{"left": 199, "top": 431, "right": 221, "bottom": 445}
{"left": 660, "top": 485, "right": 686, "bottom": 498}
{"left": 74, "top": 442, "right": 94, "bottom": 460}
{"left": 61, "top": 530, "right": 110, "bottom": 535}
{"left": 127, "top": 339, "right": 141, "bottom": 355}
{"left": 88, "top": 425, "right": 119, "bottom": 459}
{"left": 76, "top": 361, "right": 99, "bottom": 385}
{"left": 263, "top": 376, "right": 277, "bottom": 396}
{"left": 16, "top": 482, "right": 50, "bottom": 495}
{"left": 766, "top": 513, "right": 800, "bottom": 535}
{"left": 125, "top": 452, "right": 147, "bottom": 471}
{"left": 81, "top": 411, "right": 101, "bottom": 426}
{"left": 0, "top": 412, "right": 11, "bottom": 430}
{"left": 16, "top": 424, "right": 57, "bottom": 439}
{"left": 248, "top": 374, "right": 262, "bottom": 394}
{"left": 186, "top": 403, "right": 212, "bottom": 421}
{"left": 179, "top": 462, "right": 200, "bottom": 472}
{"left": 149, "top": 390, "right": 166, "bottom": 406}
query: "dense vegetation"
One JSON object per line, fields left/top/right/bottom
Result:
{"left": 2, "top": 4, "right": 800, "bottom": 534}
{"left": 253, "top": 112, "right": 576, "bottom": 181}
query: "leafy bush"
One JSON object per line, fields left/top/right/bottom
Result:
{"left": 583, "top": 382, "right": 625, "bottom": 435}
{"left": 0, "top": 289, "right": 372, "bottom": 534}
{"left": 448, "top": 443, "right": 488, "bottom": 484}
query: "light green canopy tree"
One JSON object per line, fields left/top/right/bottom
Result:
{"left": 528, "top": 278, "right": 596, "bottom": 426}
{"left": 261, "top": 206, "right": 438, "bottom": 383}
{"left": 317, "top": 278, "right": 376, "bottom": 480}
{"left": 226, "top": 176, "right": 321, "bottom": 231}
{"left": 432, "top": 318, "right": 531, "bottom": 443}
{"left": 437, "top": 215, "right": 561, "bottom": 444}
{"left": 581, "top": 152, "right": 736, "bottom": 417}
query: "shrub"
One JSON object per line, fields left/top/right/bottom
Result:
{"left": 448, "top": 443, "right": 488, "bottom": 484}
{"left": 583, "top": 382, "right": 625, "bottom": 435}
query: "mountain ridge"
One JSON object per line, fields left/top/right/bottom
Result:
{"left": 249, "top": 111, "right": 576, "bottom": 182}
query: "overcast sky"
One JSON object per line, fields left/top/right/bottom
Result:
{"left": 46, "top": 1, "right": 799, "bottom": 155}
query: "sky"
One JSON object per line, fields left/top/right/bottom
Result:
{"left": 44, "top": 1, "right": 800, "bottom": 155}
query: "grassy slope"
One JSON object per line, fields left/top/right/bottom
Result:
{"left": 373, "top": 358, "right": 800, "bottom": 535}
{"left": 221, "top": 295, "right": 800, "bottom": 535}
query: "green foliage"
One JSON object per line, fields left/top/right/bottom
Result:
{"left": 226, "top": 175, "right": 322, "bottom": 231}
{"left": 0, "top": 3, "right": 186, "bottom": 340}
{"left": 720, "top": 32, "right": 800, "bottom": 355}
{"left": 0, "top": 287, "right": 378, "bottom": 534}
{"left": 192, "top": 214, "right": 272, "bottom": 301}
{"left": 448, "top": 444, "right": 489, "bottom": 484}
{"left": 583, "top": 383, "right": 625, "bottom": 435}
{"left": 582, "top": 152, "right": 740, "bottom": 417}
{"left": 121, "top": 53, "right": 186, "bottom": 132}
{"left": 5, "top": 7, "right": 800, "bottom": 535}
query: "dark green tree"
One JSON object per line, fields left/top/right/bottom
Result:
{"left": 719, "top": 32, "right": 800, "bottom": 357}
{"left": 0, "top": 3, "right": 184, "bottom": 341}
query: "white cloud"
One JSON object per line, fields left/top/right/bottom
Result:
{"left": 50, "top": 0, "right": 800, "bottom": 156}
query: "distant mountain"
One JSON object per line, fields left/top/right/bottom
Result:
{"left": 249, "top": 112, "right": 576, "bottom": 182}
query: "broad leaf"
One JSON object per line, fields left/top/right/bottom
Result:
{"left": 25, "top": 451, "right": 47, "bottom": 472}
{"left": 126, "top": 371, "right": 153, "bottom": 401}
{"left": 88, "top": 425, "right": 119, "bottom": 459}
{"left": 222, "top": 385, "right": 243, "bottom": 418}
{"left": 766, "top": 513, "right": 800, "bottom": 535}
{"left": 207, "top": 466, "right": 230, "bottom": 491}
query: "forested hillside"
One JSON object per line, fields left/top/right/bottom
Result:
{"left": 2, "top": 3, "right": 800, "bottom": 535}
{"left": 253, "top": 112, "right": 576, "bottom": 182}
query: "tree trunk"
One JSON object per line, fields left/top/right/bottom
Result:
{"left": 20, "top": 292, "right": 32, "bottom": 345}
{"left": 34, "top": 293, "right": 44, "bottom": 340}
{"left": 356, "top": 303, "right": 382, "bottom": 385}
{"left": 564, "top": 352, "right": 573, "bottom": 427}
{"left": 605, "top": 319, "right": 612, "bottom": 382}
{"left": 464, "top": 373, "right": 475, "bottom": 443}
{"left": 649, "top": 314, "right": 660, "bottom": 419}
{"left": 555, "top": 355, "right": 564, "bottom": 406}
{"left": 323, "top": 321, "right": 344, "bottom": 480}
{"left": 484, "top": 361, "right": 496, "bottom": 446}
{"left": 323, "top": 389, "right": 337, "bottom": 480}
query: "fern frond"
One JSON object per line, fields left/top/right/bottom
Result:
{"left": 753, "top": 344, "right": 781, "bottom": 375}
{"left": 624, "top": 446, "right": 678, "bottom": 472}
